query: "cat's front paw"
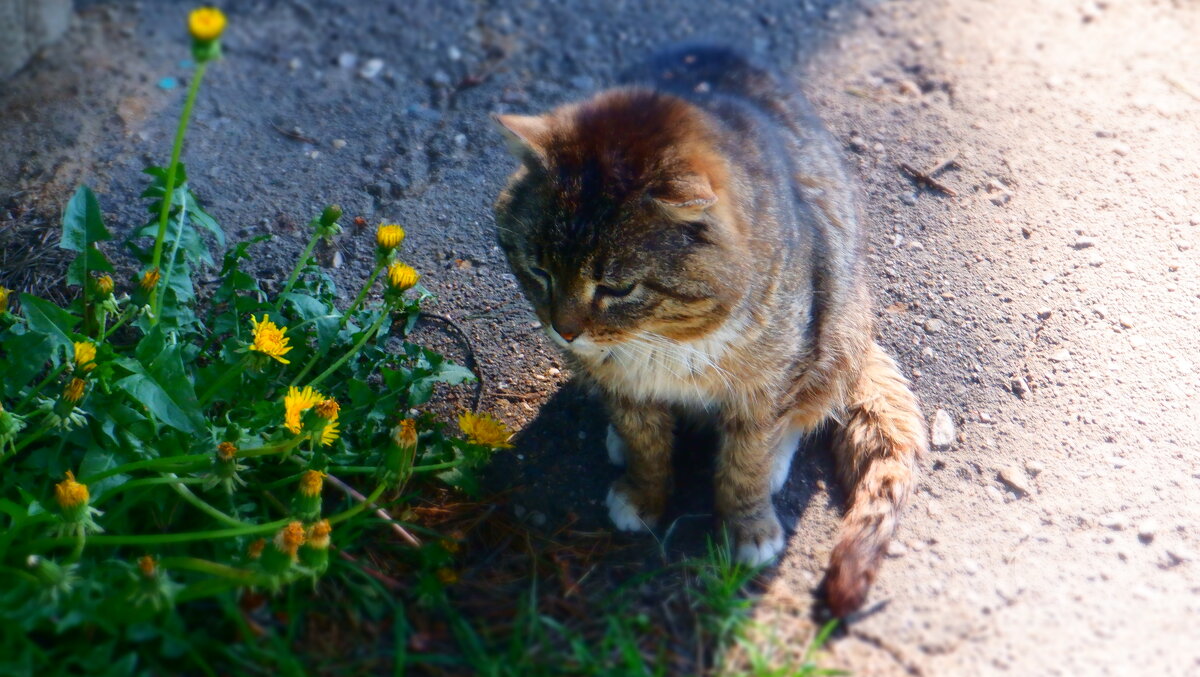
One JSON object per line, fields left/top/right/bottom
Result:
{"left": 729, "top": 509, "right": 786, "bottom": 566}
{"left": 606, "top": 480, "right": 661, "bottom": 532}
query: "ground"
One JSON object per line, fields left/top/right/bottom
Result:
{"left": 2, "top": 0, "right": 1199, "bottom": 675}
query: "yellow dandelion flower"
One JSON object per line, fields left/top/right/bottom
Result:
{"left": 217, "top": 441, "right": 237, "bottom": 460}
{"left": 73, "top": 341, "right": 97, "bottom": 372}
{"left": 393, "top": 418, "right": 418, "bottom": 448}
{"left": 250, "top": 314, "right": 292, "bottom": 364}
{"left": 63, "top": 378, "right": 87, "bottom": 404}
{"left": 188, "top": 7, "right": 227, "bottom": 42}
{"left": 319, "top": 413, "right": 340, "bottom": 447}
{"left": 387, "top": 261, "right": 420, "bottom": 292}
{"left": 54, "top": 471, "right": 89, "bottom": 509}
{"left": 95, "top": 275, "right": 114, "bottom": 296}
{"left": 274, "top": 521, "right": 307, "bottom": 560}
{"left": 315, "top": 398, "right": 339, "bottom": 420}
{"left": 376, "top": 224, "right": 406, "bottom": 250}
{"left": 248, "top": 538, "right": 266, "bottom": 559}
{"left": 139, "top": 267, "right": 161, "bottom": 292}
{"left": 138, "top": 555, "right": 157, "bottom": 578}
{"left": 284, "top": 385, "right": 323, "bottom": 433}
{"left": 0, "top": 285, "right": 8, "bottom": 314}
{"left": 458, "top": 411, "right": 514, "bottom": 449}
{"left": 307, "top": 520, "right": 332, "bottom": 550}
{"left": 298, "top": 470, "right": 326, "bottom": 497}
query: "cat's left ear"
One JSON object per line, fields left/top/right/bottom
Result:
{"left": 492, "top": 114, "right": 551, "bottom": 165}
{"left": 651, "top": 174, "right": 718, "bottom": 217}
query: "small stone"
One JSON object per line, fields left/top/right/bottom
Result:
{"left": 569, "top": 75, "right": 595, "bottom": 90}
{"left": 887, "top": 540, "right": 907, "bottom": 557}
{"left": 513, "top": 504, "right": 527, "bottom": 518}
{"left": 979, "top": 411, "right": 995, "bottom": 424}
{"left": 288, "top": 57, "right": 302, "bottom": 71}
{"left": 962, "top": 559, "right": 981, "bottom": 575}
{"left": 530, "top": 511, "right": 547, "bottom": 527}
{"left": 547, "top": 367, "right": 561, "bottom": 377}
{"left": 1024, "top": 460, "right": 1045, "bottom": 476}
{"left": 990, "top": 192, "right": 1012, "bottom": 206}
{"left": 998, "top": 465, "right": 1031, "bottom": 495}
{"left": 1119, "top": 317, "right": 1135, "bottom": 329}
{"left": 337, "top": 52, "right": 357, "bottom": 69}
{"left": 360, "top": 58, "right": 384, "bottom": 79}
{"left": 1073, "top": 237, "right": 1097, "bottom": 249}
{"left": 1037, "top": 307, "right": 1054, "bottom": 319}
{"left": 1010, "top": 376, "right": 1030, "bottom": 397}
{"left": 899, "top": 192, "right": 919, "bottom": 206}
{"left": 331, "top": 138, "right": 347, "bottom": 150}
{"left": 1099, "top": 513, "right": 1127, "bottom": 531}
{"left": 1112, "top": 142, "right": 1131, "bottom": 157}
{"left": 923, "top": 318, "right": 946, "bottom": 334}
{"left": 1049, "top": 348, "right": 1071, "bottom": 362}
{"left": 931, "top": 409, "right": 956, "bottom": 450}
{"left": 447, "top": 45, "right": 462, "bottom": 61}
{"left": 1166, "top": 546, "right": 1195, "bottom": 565}
{"left": 1130, "top": 335, "right": 1147, "bottom": 348}
{"left": 1137, "top": 520, "right": 1157, "bottom": 544}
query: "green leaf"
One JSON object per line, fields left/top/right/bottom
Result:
{"left": 59, "top": 185, "right": 112, "bottom": 252}
{"left": 1, "top": 330, "right": 55, "bottom": 396}
{"left": 65, "top": 245, "right": 115, "bottom": 286}
{"left": 19, "top": 293, "right": 79, "bottom": 350}
{"left": 115, "top": 335, "right": 206, "bottom": 435}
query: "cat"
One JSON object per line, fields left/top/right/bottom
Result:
{"left": 492, "top": 45, "right": 926, "bottom": 617}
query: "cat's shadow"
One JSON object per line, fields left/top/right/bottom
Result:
{"left": 481, "top": 378, "right": 843, "bottom": 604}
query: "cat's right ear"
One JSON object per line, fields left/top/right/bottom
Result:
{"left": 492, "top": 114, "right": 551, "bottom": 166}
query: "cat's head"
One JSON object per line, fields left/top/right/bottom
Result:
{"left": 492, "top": 89, "right": 748, "bottom": 361}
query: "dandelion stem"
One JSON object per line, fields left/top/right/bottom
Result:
{"left": 327, "top": 483, "right": 387, "bottom": 526}
{"left": 15, "top": 363, "right": 69, "bottom": 412}
{"left": 91, "top": 476, "right": 206, "bottom": 507}
{"left": 168, "top": 477, "right": 251, "bottom": 527}
{"left": 307, "top": 302, "right": 394, "bottom": 388}
{"left": 237, "top": 436, "right": 307, "bottom": 459}
{"left": 20, "top": 518, "right": 292, "bottom": 551}
{"left": 158, "top": 556, "right": 262, "bottom": 583}
{"left": 410, "top": 459, "right": 463, "bottom": 473}
{"left": 197, "top": 353, "right": 250, "bottom": 406}
{"left": 81, "top": 454, "right": 210, "bottom": 484}
{"left": 338, "top": 261, "right": 386, "bottom": 329}
{"left": 100, "top": 306, "right": 135, "bottom": 341}
{"left": 149, "top": 60, "right": 209, "bottom": 324}
{"left": 274, "top": 226, "right": 323, "bottom": 309}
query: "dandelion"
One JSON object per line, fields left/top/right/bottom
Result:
{"left": 0, "top": 285, "right": 8, "bottom": 314}
{"left": 138, "top": 555, "right": 157, "bottom": 578}
{"left": 63, "top": 378, "right": 87, "bottom": 404}
{"left": 387, "top": 261, "right": 421, "bottom": 292}
{"left": 247, "top": 538, "right": 266, "bottom": 559}
{"left": 458, "top": 411, "right": 514, "bottom": 449}
{"left": 315, "top": 398, "right": 339, "bottom": 420}
{"left": 283, "top": 386, "right": 323, "bottom": 434}
{"left": 73, "top": 341, "right": 97, "bottom": 372}
{"left": 188, "top": 7, "right": 226, "bottom": 42}
{"left": 306, "top": 520, "right": 332, "bottom": 550}
{"left": 217, "top": 441, "right": 237, "bottom": 461}
{"left": 54, "top": 471, "right": 89, "bottom": 510}
{"left": 274, "top": 521, "right": 307, "bottom": 561}
{"left": 392, "top": 418, "right": 418, "bottom": 449}
{"left": 139, "top": 267, "right": 161, "bottom": 292}
{"left": 298, "top": 470, "right": 325, "bottom": 498}
{"left": 300, "top": 519, "right": 332, "bottom": 573}
{"left": 95, "top": 275, "right": 115, "bottom": 296}
{"left": 250, "top": 314, "right": 293, "bottom": 364}
{"left": 376, "top": 224, "right": 406, "bottom": 250}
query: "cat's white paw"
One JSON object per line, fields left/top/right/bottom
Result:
{"left": 769, "top": 426, "right": 804, "bottom": 494}
{"left": 605, "top": 424, "right": 627, "bottom": 466}
{"left": 735, "top": 530, "right": 786, "bottom": 566}
{"left": 606, "top": 484, "right": 654, "bottom": 532}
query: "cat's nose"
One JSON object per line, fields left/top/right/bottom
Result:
{"left": 557, "top": 328, "right": 578, "bottom": 343}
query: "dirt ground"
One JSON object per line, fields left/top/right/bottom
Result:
{"left": 2, "top": 0, "right": 1198, "bottom": 675}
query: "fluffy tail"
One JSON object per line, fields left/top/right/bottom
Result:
{"left": 822, "top": 342, "right": 926, "bottom": 617}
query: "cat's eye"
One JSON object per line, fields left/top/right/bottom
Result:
{"left": 529, "top": 266, "right": 552, "bottom": 287}
{"left": 596, "top": 282, "right": 637, "bottom": 299}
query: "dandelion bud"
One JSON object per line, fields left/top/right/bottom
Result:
{"left": 300, "top": 520, "right": 332, "bottom": 573}
{"left": 383, "top": 419, "right": 418, "bottom": 488}
{"left": 392, "top": 419, "right": 418, "bottom": 450}
{"left": 293, "top": 470, "right": 325, "bottom": 521}
{"left": 73, "top": 341, "right": 97, "bottom": 373}
{"left": 261, "top": 521, "right": 307, "bottom": 574}
{"left": 376, "top": 224, "right": 406, "bottom": 251}
{"left": 217, "top": 441, "right": 237, "bottom": 461}
{"left": 188, "top": 7, "right": 226, "bottom": 63}
{"left": 247, "top": 538, "right": 266, "bottom": 560}
{"left": 315, "top": 205, "right": 343, "bottom": 240}
{"left": 314, "top": 399, "right": 339, "bottom": 420}
{"left": 94, "top": 275, "right": 115, "bottom": 297}
{"left": 138, "top": 555, "right": 157, "bottom": 578}
{"left": 63, "top": 378, "right": 87, "bottom": 404}
{"left": 27, "top": 555, "right": 78, "bottom": 603}
{"left": 387, "top": 262, "right": 421, "bottom": 293}
{"left": 0, "top": 285, "right": 9, "bottom": 314}
{"left": 207, "top": 441, "right": 247, "bottom": 493}
{"left": 130, "top": 554, "right": 177, "bottom": 610}
{"left": 139, "top": 267, "right": 161, "bottom": 293}
{"left": 0, "top": 403, "right": 27, "bottom": 448}
{"left": 54, "top": 471, "right": 103, "bottom": 537}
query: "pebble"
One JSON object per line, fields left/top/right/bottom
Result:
{"left": 448, "top": 45, "right": 462, "bottom": 61}
{"left": 923, "top": 318, "right": 946, "bottom": 334}
{"left": 1010, "top": 376, "right": 1030, "bottom": 397}
{"left": 1049, "top": 348, "right": 1072, "bottom": 362}
{"left": 1024, "top": 460, "right": 1045, "bottom": 476}
{"left": 1073, "top": 237, "right": 1097, "bottom": 249}
{"left": 1119, "top": 317, "right": 1135, "bottom": 329}
{"left": 360, "top": 58, "right": 384, "bottom": 79}
{"left": 569, "top": 75, "right": 595, "bottom": 90}
{"left": 887, "top": 540, "right": 907, "bottom": 557}
{"left": 1112, "top": 142, "right": 1131, "bottom": 157}
{"left": 337, "top": 52, "right": 357, "bottom": 69}
{"left": 998, "top": 465, "right": 1031, "bottom": 495}
{"left": 331, "top": 138, "right": 347, "bottom": 150}
{"left": 899, "top": 192, "right": 918, "bottom": 206}
{"left": 1137, "top": 521, "right": 1157, "bottom": 544}
{"left": 962, "top": 559, "right": 981, "bottom": 575}
{"left": 547, "top": 367, "right": 561, "bottom": 377}
{"left": 931, "top": 409, "right": 956, "bottom": 450}
{"left": 1099, "top": 513, "right": 1127, "bottom": 531}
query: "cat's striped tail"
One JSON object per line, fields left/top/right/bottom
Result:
{"left": 822, "top": 342, "right": 927, "bottom": 618}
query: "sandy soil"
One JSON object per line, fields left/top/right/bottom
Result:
{"left": 2, "top": 0, "right": 1198, "bottom": 675}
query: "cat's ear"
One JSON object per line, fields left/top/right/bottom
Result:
{"left": 493, "top": 114, "right": 551, "bottom": 165}
{"left": 651, "top": 174, "right": 718, "bottom": 217}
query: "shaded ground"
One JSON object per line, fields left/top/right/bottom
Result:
{"left": 2, "top": 0, "right": 1199, "bottom": 674}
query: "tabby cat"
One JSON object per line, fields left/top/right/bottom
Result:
{"left": 492, "top": 46, "right": 926, "bottom": 617}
